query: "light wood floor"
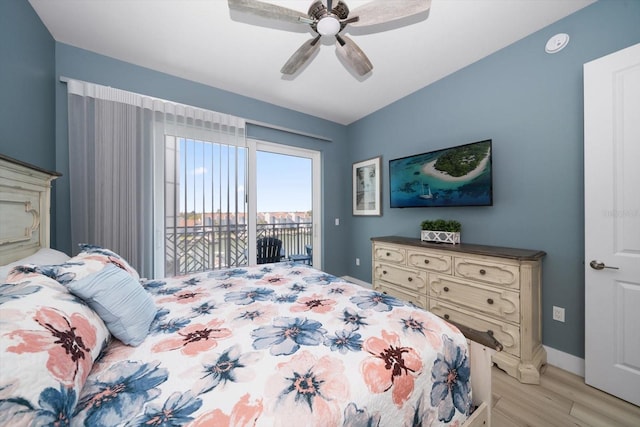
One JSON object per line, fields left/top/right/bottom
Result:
{"left": 492, "top": 365, "right": 640, "bottom": 426}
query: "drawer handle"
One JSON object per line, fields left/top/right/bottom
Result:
{"left": 443, "top": 287, "right": 449, "bottom": 292}
{"left": 444, "top": 314, "right": 450, "bottom": 320}
{"left": 386, "top": 252, "right": 391, "bottom": 256}
{"left": 382, "top": 270, "right": 387, "bottom": 275}
{"left": 407, "top": 277, "right": 413, "bottom": 282}
{"left": 479, "top": 269, "right": 486, "bottom": 275}
{"left": 424, "top": 259, "right": 430, "bottom": 264}
{"left": 487, "top": 298, "right": 494, "bottom": 305}
{"left": 382, "top": 291, "right": 388, "bottom": 295}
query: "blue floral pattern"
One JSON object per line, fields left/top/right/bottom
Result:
{"left": 0, "top": 282, "right": 41, "bottom": 305}
{"left": 126, "top": 391, "right": 202, "bottom": 426}
{"left": 75, "top": 360, "right": 169, "bottom": 426}
{"left": 324, "top": 327, "right": 363, "bottom": 354}
{"left": 430, "top": 335, "right": 472, "bottom": 422}
{"left": 350, "top": 290, "right": 405, "bottom": 312}
{"left": 251, "top": 316, "right": 326, "bottom": 356}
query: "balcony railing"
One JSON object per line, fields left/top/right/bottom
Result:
{"left": 165, "top": 222, "right": 312, "bottom": 276}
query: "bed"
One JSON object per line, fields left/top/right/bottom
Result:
{"left": 0, "top": 154, "right": 495, "bottom": 426}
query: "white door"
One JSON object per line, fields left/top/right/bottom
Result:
{"left": 584, "top": 42, "right": 640, "bottom": 406}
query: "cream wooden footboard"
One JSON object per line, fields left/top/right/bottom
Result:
{"left": 463, "top": 340, "right": 494, "bottom": 426}
{"left": 457, "top": 320, "right": 502, "bottom": 427}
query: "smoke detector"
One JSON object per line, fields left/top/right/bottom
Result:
{"left": 545, "top": 33, "right": 570, "bottom": 54}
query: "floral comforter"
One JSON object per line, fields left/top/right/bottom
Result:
{"left": 2, "top": 262, "right": 472, "bottom": 426}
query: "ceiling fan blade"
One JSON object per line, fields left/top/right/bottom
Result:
{"left": 281, "top": 36, "right": 322, "bottom": 75}
{"left": 228, "top": 0, "right": 309, "bottom": 24}
{"left": 349, "top": 0, "right": 432, "bottom": 28}
{"left": 335, "top": 35, "right": 373, "bottom": 76}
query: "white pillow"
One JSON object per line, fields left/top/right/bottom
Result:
{"left": 0, "top": 248, "right": 70, "bottom": 282}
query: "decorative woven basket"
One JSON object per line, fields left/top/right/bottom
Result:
{"left": 421, "top": 230, "right": 460, "bottom": 244}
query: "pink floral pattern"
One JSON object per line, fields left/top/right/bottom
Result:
{"left": 7, "top": 306, "right": 98, "bottom": 387}
{"left": 152, "top": 319, "right": 232, "bottom": 356}
{"left": 1, "top": 272, "right": 110, "bottom": 422}
{"left": 189, "top": 394, "right": 263, "bottom": 427}
{"left": 157, "top": 287, "right": 210, "bottom": 305}
{"left": 290, "top": 293, "right": 337, "bottom": 313}
{"left": 361, "top": 330, "right": 423, "bottom": 407}
{"left": 255, "top": 274, "right": 291, "bottom": 287}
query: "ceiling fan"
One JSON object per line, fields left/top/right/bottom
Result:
{"left": 228, "top": 0, "right": 432, "bottom": 76}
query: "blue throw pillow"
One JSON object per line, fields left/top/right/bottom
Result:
{"left": 66, "top": 264, "right": 156, "bottom": 346}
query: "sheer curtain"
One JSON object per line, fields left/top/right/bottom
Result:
{"left": 66, "top": 79, "right": 246, "bottom": 278}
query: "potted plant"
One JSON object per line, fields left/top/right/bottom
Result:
{"left": 420, "top": 219, "right": 461, "bottom": 244}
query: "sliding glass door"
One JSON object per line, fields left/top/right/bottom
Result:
{"left": 157, "top": 136, "right": 321, "bottom": 277}
{"left": 248, "top": 140, "right": 321, "bottom": 268}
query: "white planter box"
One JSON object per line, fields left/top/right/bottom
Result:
{"left": 421, "top": 230, "right": 460, "bottom": 244}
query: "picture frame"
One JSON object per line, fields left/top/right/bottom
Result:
{"left": 353, "top": 156, "right": 382, "bottom": 216}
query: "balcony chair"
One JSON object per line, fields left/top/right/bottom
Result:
{"left": 256, "top": 237, "right": 283, "bottom": 264}
{"left": 289, "top": 244, "right": 312, "bottom": 265}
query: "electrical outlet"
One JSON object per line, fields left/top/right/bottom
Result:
{"left": 355, "top": 258, "right": 360, "bottom": 266}
{"left": 552, "top": 306, "right": 565, "bottom": 322}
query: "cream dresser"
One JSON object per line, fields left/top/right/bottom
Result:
{"left": 371, "top": 236, "right": 546, "bottom": 384}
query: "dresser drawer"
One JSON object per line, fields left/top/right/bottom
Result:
{"left": 373, "top": 263, "right": 428, "bottom": 293}
{"left": 373, "top": 244, "right": 406, "bottom": 264}
{"left": 454, "top": 257, "right": 520, "bottom": 289}
{"left": 407, "top": 250, "right": 452, "bottom": 274}
{"left": 429, "top": 274, "right": 520, "bottom": 323}
{"left": 373, "top": 281, "right": 427, "bottom": 310}
{"left": 429, "top": 300, "right": 520, "bottom": 357}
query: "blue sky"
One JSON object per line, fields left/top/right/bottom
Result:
{"left": 257, "top": 151, "right": 312, "bottom": 212}
{"left": 179, "top": 138, "right": 311, "bottom": 213}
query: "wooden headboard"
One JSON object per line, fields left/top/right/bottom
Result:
{"left": 0, "top": 154, "right": 61, "bottom": 265}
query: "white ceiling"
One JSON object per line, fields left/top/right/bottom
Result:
{"left": 29, "top": 0, "right": 595, "bottom": 125}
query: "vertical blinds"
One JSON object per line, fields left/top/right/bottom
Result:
{"left": 66, "top": 79, "right": 245, "bottom": 278}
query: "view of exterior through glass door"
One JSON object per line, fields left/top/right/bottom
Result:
{"left": 161, "top": 136, "right": 320, "bottom": 277}
{"left": 248, "top": 139, "right": 321, "bottom": 268}
{"left": 255, "top": 150, "right": 313, "bottom": 265}
{"left": 163, "top": 136, "right": 248, "bottom": 276}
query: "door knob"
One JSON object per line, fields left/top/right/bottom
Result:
{"left": 589, "top": 260, "right": 619, "bottom": 270}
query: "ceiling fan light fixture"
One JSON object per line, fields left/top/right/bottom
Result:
{"left": 228, "top": 0, "right": 433, "bottom": 77}
{"left": 317, "top": 16, "right": 340, "bottom": 36}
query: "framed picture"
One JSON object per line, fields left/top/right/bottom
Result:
{"left": 353, "top": 156, "right": 382, "bottom": 216}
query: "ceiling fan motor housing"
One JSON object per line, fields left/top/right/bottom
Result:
{"left": 310, "top": 1, "right": 350, "bottom": 36}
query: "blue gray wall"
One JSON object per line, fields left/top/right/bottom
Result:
{"left": 345, "top": 0, "right": 640, "bottom": 358}
{"left": 0, "top": 0, "right": 55, "bottom": 170}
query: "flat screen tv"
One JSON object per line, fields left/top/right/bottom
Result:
{"left": 389, "top": 139, "right": 493, "bottom": 208}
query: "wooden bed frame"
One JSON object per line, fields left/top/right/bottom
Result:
{"left": 0, "top": 153, "right": 494, "bottom": 426}
{"left": 0, "top": 154, "right": 60, "bottom": 265}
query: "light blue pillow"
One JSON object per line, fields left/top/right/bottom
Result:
{"left": 66, "top": 264, "right": 156, "bottom": 346}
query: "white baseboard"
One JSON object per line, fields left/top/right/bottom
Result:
{"left": 341, "top": 275, "right": 372, "bottom": 289}
{"left": 544, "top": 345, "right": 585, "bottom": 377}
{"left": 339, "top": 276, "right": 586, "bottom": 378}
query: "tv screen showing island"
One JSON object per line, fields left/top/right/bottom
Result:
{"left": 389, "top": 139, "right": 493, "bottom": 208}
